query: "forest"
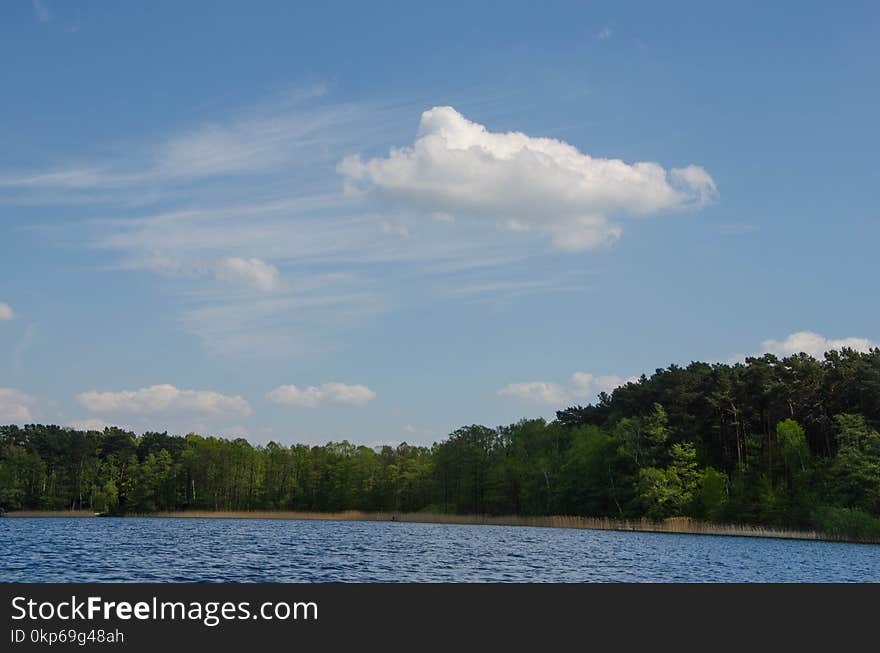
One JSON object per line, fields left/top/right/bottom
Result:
{"left": 2, "top": 347, "right": 879, "bottom": 539}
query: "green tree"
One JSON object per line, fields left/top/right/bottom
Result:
{"left": 829, "top": 414, "right": 880, "bottom": 513}
{"left": 696, "top": 467, "right": 728, "bottom": 521}
{"left": 637, "top": 442, "right": 699, "bottom": 519}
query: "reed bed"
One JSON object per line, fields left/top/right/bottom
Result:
{"left": 149, "top": 510, "right": 872, "bottom": 543}
{"left": 3, "top": 510, "right": 98, "bottom": 518}
{"left": 6, "top": 509, "right": 876, "bottom": 543}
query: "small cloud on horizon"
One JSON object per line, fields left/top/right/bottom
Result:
{"left": 498, "top": 371, "right": 637, "bottom": 407}
{"left": 77, "top": 384, "right": 252, "bottom": 417}
{"left": 65, "top": 418, "right": 123, "bottom": 432}
{"left": 0, "top": 388, "right": 35, "bottom": 423}
{"left": 759, "top": 331, "right": 877, "bottom": 359}
{"left": 267, "top": 382, "right": 377, "bottom": 408}
{"left": 724, "top": 331, "right": 878, "bottom": 364}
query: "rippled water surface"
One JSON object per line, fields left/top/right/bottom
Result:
{"left": 2, "top": 517, "right": 878, "bottom": 582}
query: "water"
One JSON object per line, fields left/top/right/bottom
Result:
{"left": 2, "top": 517, "right": 878, "bottom": 582}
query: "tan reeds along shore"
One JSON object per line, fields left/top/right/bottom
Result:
{"left": 4, "top": 510, "right": 877, "bottom": 544}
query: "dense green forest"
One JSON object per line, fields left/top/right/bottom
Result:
{"left": 2, "top": 348, "right": 880, "bottom": 538}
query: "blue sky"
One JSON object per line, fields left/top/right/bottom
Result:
{"left": 1, "top": 1, "right": 878, "bottom": 445}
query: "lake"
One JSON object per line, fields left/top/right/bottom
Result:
{"left": 2, "top": 517, "right": 878, "bottom": 582}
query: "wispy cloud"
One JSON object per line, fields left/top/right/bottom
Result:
{"left": 139, "top": 254, "right": 285, "bottom": 292}
{"left": 0, "top": 92, "right": 715, "bottom": 359}
{"left": 0, "top": 84, "right": 340, "bottom": 194}
{"left": 718, "top": 223, "right": 759, "bottom": 236}
{"left": 32, "top": 0, "right": 52, "bottom": 23}
{"left": 597, "top": 27, "right": 613, "bottom": 40}
{"left": 176, "top": 289, "right": 382, "bottom": 358}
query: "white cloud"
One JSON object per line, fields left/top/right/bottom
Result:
{"left": 77, "top": 384, "right": 251, "bottom": 417}
{"left": 0, "top": 168, "right": 106, "bottom": 190}
{"left": 267, "top": 382, "right": 376, "bottom": 407}
{"left": 154, "top": 108, "right": 326, "bottom": 179}
{"left": 759, "top": 331, "right": 877, "bottom": 358}
{"left": 498, "top": 381, "right": 570, "bottom": 406}
{"left": 369, "top": 439, "right": 403, "bottom": 450}
{"left": 0, "top": 84, "right": 339, "bottom": 192}
{"left": 176, "top": 288, "right": 381, "bottom": 358}
{"left": 32, "top": 0, "right": 52, "bottom": 23}
{"left": 403, "top": 423, "right": 433, "bottom": 438}
{"left": 3, "top": 95, "right": 713, "bottom": 361}
{"left": 0, "top": 388, "right": 34, "bottom": 423}
{"left": 338, "top": 106, "right": 716, "bottom": 251}
{"left": 0, "top": 303, "right": 13, "bottom": 321}
{"left": 449, "top": 279, "right": 559, "bottom": 298}
{"left": 141, "top": 254, "right": 283, "bottom": 292}
{"left": 65, "top": 418, "right": 118, "bottom": 432}
{"left": 499, "top": 371, "right": 637, "bottom": 406}
{"left": 3, "top": 95, "right": 563, "bottom": 360}
{"left": 380, "top": 221, "right": 410, "bottom": 238}
{"left": 214, "top": 257, "right": 283, "bottom": 292}
{"left": 598, "top": 27, "right": 613, "bottom": 40}
{"left": 571, "top": 372, "right": 638, "bottom": 397}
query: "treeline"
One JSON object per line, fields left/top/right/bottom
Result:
{"left": 2, "top": 348, "right": 880, "bottom": 538}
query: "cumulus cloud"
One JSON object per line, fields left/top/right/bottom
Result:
{"left": 0, "top": 302, "right": 13, "bottom": 321}
{"left": 499, "top": 371, "right": 637, "bottom": 406}
{"left": 0, "top": 388, "right": 34, "bottom": 423}
{"left": 77, "top": 384, "right": 251, "bottom": 417}
{"left": 759, "top": 331, "right": 878, "bottom": 358}
{"left": 338, "top": 106, "right": 716, "bottom": 251}
{"left": 267, "top": 382, "right": 376, "bottom": 407}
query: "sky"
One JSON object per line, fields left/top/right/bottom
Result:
{"left": 1, "top": 1, "right": 878, "bottom": 446}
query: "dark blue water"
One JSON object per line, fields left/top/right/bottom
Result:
{"left": 2, "top": 517, "right": 878, "bottom": 582}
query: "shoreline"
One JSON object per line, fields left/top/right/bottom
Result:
{"left": 4, "top": 510, "right": 875, "bottom": 545}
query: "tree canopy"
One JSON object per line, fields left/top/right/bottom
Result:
{"left": 2, "top": 347, "right": 879, "bottom": 539}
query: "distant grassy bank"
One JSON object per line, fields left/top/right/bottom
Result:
{"left": 5, "top": 509, "right": 878, "bottom": 544}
